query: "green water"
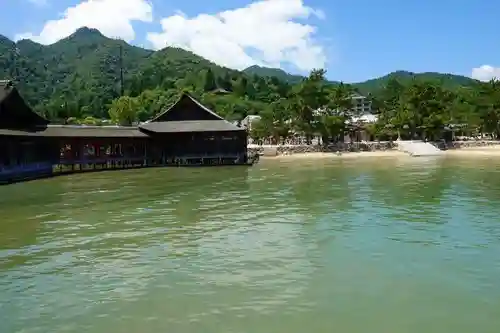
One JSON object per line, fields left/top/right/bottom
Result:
{"left": 1, "top": 157, "right": 500, "bottom": 333}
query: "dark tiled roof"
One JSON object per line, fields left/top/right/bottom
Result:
{"left": 0, "top": 125, "right": 148, "bottom": 138}
{"left": 0, "top": 79, "right": 49, "bottom": 127}
{"left": 141, "top": 92, "right": 243, "bottom": 133}
{"left": 150, "top": 92, "right": 225, "bottom": 122}
{"left": 0, "top": 80, "right": 13, "bottom": 103}
{"left": 139, "top": 120, "right": 244, "bottom": 133}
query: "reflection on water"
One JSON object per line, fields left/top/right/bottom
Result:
{"left": 1, "top": 158, "right": 500, "bottom": 333}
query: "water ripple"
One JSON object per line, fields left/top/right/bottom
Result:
{"left": 1, "top": 160, "right": 500, "bottom": 333}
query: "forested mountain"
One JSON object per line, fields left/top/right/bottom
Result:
{"left": 243, "top": 65, "right": 307, "bottom": 85}
{"left": 353, "top": 71, "right": 478, "bottom": 95}
{"left": 243, "top": 66, "right": 478, "bottom": 94}
{"left": 0, "top": 27, "right": 292, "bottom": 122}
{"left": 1, "top": 28, "right": 153, "bottom": 118}
{"left": 0, "top": 27, "right": 491, "bottom": 136}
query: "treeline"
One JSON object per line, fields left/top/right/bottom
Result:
{"left": 249, "top": 72, "right": 500, "bottom": 143}
{"left": 370, "top": 76, "right": 500, "bottom": 140}
{"left": 104, "top": 66, "right": 292, "bottom": 126}
{"left": 106, "top": 67, "right": 500, "bottom": 145}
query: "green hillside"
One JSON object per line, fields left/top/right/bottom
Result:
{"left": 353, "top": 70, "right": 478, "bottom": 95}
{"left": 243, "top": 65, "right": 306, "bottom": 84}
{"left": 243, "top": 66, "right": 478, "bottom": 94}
{"left": 0, "top": 28, "right": 292, "bottom": 121}
{"left": 0, "top": 28, "right": 155, "bottom": 118}
{"left": 0, "top": 27, "right": 489, "bottom": 131}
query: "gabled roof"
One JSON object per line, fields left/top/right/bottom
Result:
{"left": 148, "top": 92, "right": 225, "bottom": 122}
{"left": 140, "top": 92, "right": 243, "bottom": 133}
{"left": 0, "top": 80, "right": 49, "bottom": 128}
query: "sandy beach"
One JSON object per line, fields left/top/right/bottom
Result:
{"left": 263, "top": 144, "right": 500, "bottom": 160}
{"left": 445, "top": 145, "right": 500, "bottom": 157}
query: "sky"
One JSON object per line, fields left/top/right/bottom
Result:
{"left": 0, "top": 0, "right": 499, "bottom": 83}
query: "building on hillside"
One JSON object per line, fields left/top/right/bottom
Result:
{"left": 0, "top": 81, "right": 254, "bottom": 184}
{"left": 310, "top": 93, "right": 372, "bottom": 118}
{"left": 351, "top": 92, "right": 372, "bottom": 115}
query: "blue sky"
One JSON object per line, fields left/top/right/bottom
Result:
{"left": 1, "top": 0, "right": 499, "bottom": 82}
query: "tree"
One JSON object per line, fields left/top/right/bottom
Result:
{"left": 233, "top": 76, "right": 249, "bottom": 97}
{"left": 108, "top": 96, "right": 138, "bottom": 125}
{"left": 249, "top": 118, "right": 270, "bottom": 143}
{"left": 216, "top": 72, "right": 232, "bottom": 91}
{"left": 324, "top": 83, "right": 354, "bottom": 142}
{"left": 317, "top": 115, "right": 345, "bottom": 144}
{"left": 288, "top": 69, "right": 330, "bottom": 143}
{"left": 267, "top": 99, "right": 292, "bottom": 144}
{"left": 202, "top": 68, "right": 217, "bottom": 92}
{"left": 81, "top": 116, "right": 101, "bottom": 125}
{"left": 477, "top": 79, "right": 500, "bottom": 138}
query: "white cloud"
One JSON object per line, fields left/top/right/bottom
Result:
{"left": 147, "top": 0, "right": 327, "bottom": 71}
{"left": 471, "top": 65, "right": 500, "bottom": 82}
{"left": 15, "top": 0, "right": 153, "bottom": 44}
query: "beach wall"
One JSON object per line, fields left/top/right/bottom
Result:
{"left": 249, "top": 140, "right": 500, "bottom": 156}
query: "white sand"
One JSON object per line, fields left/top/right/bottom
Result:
{"left": 262, "top": 145, "right": 500, "bottom": 160}
{"left": 445, "top": 145, "right": 500, "bottom": 157}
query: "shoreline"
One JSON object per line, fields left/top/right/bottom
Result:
{"left": 445, "top": 145, "right": 500, "bottom": 157}
{"left": 253, "top": 143, "right": 500, "bottom": 160}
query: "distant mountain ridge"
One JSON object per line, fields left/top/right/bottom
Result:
{"left": 242, "top": 65, "right": 308, "bottom": 85}
{"left": 243, "top": 66, "right": 478, "bottom": 94}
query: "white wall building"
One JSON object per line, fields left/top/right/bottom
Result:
{"left": 314, "top": 93, "right": 373, "bottom": 117}
{"left": 351, "top": 93, "right": 372, "bottom": 115}
{"left": 242, "top": 93, "right": 373, "bottom": 132}
{"left": 350, "top": 114, "right": 378, "bottom": 124}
